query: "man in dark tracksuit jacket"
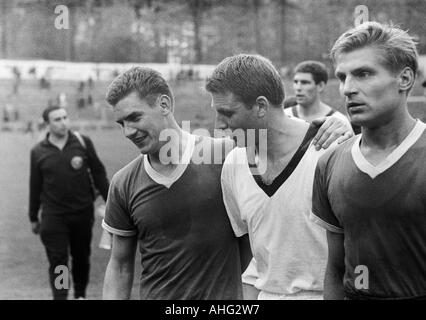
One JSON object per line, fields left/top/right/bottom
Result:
{"left": 29, "top": 105, "right": 109, "bottom": 300}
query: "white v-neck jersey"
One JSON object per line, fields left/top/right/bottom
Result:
{"left": 221, "top": 140, "right": 335, "bottom": 296}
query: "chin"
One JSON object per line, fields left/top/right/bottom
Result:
{"left": 139, "top": 143, "right": 159, "bottom": 155}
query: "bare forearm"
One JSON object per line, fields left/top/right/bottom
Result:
{"left": 242, "top": 283, "right": 260, "bottom": 300}
{"left": 324, "top": 267, "right": 345, "bottom": 300}
{"left": 103, "top": 260, "right": 135, "bottom": 300}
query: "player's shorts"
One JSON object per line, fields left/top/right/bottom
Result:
{"left": 258, "top": 290, "right": 323, "bottom": 300}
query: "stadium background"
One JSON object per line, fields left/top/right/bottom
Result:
{"left": 0, "top": 0, "right": 425, "bottom": 299}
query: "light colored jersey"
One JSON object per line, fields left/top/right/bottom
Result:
{"left": 221, "top": 125, "right": 335, "bottom": 298}
{"left": 285, "top": 105, "right": 353, "bottom": 132}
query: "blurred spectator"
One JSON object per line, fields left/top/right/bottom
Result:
{"left": 78, "top": 81, "right": 85, "bottom": 92}
{"left": 3, "top": 106, "right": 10, "bottom": 123}
{"left": 12, "top": 66, "right": 21, "bottom": 95}
{"left": 88, "top": 77, "right": 94, "bottom": 90}
{"left": 77, "top": 82, "right": 86, "bottom": 110}
{"left": 40, "top": 77, "right": 51, "bottom": 89}
{"left": 28, "top": 67, "right": 37, "bottom": 78}
{"left": 87, "top": 94, "right": 94, "bottom": 107}
{"left": 58, "top": 93, "right": 67, "bottom": 109}
{"left": 3, "top": 103, "right": 19, "bottom": 122}
{"left": 25, "top": 120, "right": 35, "bottom": 137}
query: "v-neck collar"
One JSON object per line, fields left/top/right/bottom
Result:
{"left": 251, "top": 124, "right": 319, "bottom": 197}
{"left": 351, "top": 120, "right": 426, "bottom": 179}
{"left": 144, "top": 132, "right": 196, "bottom": 189}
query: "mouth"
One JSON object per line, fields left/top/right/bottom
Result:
{"left": 130, "top": 134, "right": 148, "bottom": 146}
{"left": 346, "top": 102, "right": 365, "bottom": 111}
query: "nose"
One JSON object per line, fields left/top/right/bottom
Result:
{"left": 294, "top": 81, "right": 302, "bottom": 91}
{"left": 342, "top": 76, "right": 358, "bottom": 97}
{"left": 214, "top": 114, "right": 228, "bottom": 130}
{"left": 123, "top": 122, "right": 137, "bottom": 137}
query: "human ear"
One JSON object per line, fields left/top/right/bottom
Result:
{"left": 398, "top": 67, "right": 415, "bottom": 93}
{"left": 159, "top": 95, "right": 173, "bottom": 114}
{"left": 317, "top": 81, "right": 326, "bottom": 93}
{"left": 255, "top": 96, "right": 268, "bottom": 118}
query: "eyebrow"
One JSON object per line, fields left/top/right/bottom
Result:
{"left": 116, "top": 111, "right": 143, "bottom": 125}
{"left": 335, "top": 66, "right": 376, "bottom": 78}
{"left": 294, "top": 79, "right": 312, "bottom": 82}
{"left": 52, "top": 115, "right": 67, "bottom": 121}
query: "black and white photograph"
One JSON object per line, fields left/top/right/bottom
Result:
{"left": 0, "top": 0, "right": 425, "bottom": 308}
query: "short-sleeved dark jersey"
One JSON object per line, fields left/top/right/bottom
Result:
{"left": 311, "top": 121, "right": 426, "bottom": 299}
{"left": 103, "top": 134, "right": 243, "bottom": 300}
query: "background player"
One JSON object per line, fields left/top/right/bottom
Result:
{"left": 286, "top": 60, "right": 355, "bottom": 132}
{"left": 29, "top": 105, "right": 109, "bottom": 299}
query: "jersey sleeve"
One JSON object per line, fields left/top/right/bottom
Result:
{"left": 242, "top": 258, "right": 258, "bottom": 286}
{"left": 83, "top": 135, "right": 110, "bottom": 201}
{"left": 102, "top": 173, "right": 137, "bottom": 237}
{"left": 310, "top": 154, "right": 344, "bottom": 234}
{"left": 221, "top": 152, "right": 248, "bottom": 237}
{"left": 29, "top": 147, "right": 42, "bottom": 222}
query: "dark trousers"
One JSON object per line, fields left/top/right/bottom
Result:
{"left": 40, "top": 206, "right": 94, "bottom": 300}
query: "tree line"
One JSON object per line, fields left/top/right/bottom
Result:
{"left": 0, "top": 0, "right": 425, "bottom": 68}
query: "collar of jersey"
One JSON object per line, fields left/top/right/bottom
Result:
{"left": 351, "top": 120, "right": 426, "bottom": 179}
{"left": 144, "top": 132, "right": 196, "bottom": 189}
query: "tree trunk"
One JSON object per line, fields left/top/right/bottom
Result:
{"left": 65, "top": 4, "right": 77, "bottom": 61}
{"left": 279, "top": 0, "right": 286, "bottom": 66}
{"left": 253, "top": 0, "right": 262, "bottom": 54}
{"left": 1, "top": 0, "right": 8, "bottom": 58}
{"left": 190, "top": 0, "right": 203, "bottom": 63}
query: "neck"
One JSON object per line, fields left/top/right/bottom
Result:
{"left": 149, "top": 123, "right": 189, "bottom": 167}
{"left": 48, "top": 130, "right": 68, "bottom": 144}
{"left": 361, "top": 108, "right": 416, "bottom": 150}
{"left": 298, "top": 100, "right": 330, "bottom": 118}
{"left": 257, "top": 108, "right": 309, "bottom": 162}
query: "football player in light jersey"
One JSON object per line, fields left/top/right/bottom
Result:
{"left": 205, "top": 54, "right": 353, "bottom": 300}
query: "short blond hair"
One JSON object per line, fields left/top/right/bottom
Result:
{"left": 331, "top": 22, "right": 418, "bottom": 75}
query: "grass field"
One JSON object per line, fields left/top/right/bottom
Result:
{"left": 0, "top": 129, "right": 143, "bottom": 299}
{"left": 0, "top": 77, "right": 425, "bottom": 300}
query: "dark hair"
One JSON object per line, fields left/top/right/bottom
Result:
{"left": 331, "top": 22, "right": 418, "bottom": 76}
{"left": 42, "top": 105, "right": 63, "bottom": 123}
{"left": 205, "top": 54, "right": 285, "bottom": 107}
{"left": 294, "top": 60, "right": 328, "bottom": 84}
{"left": 105, "top": 67, "right": 174, "bottom": 107}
